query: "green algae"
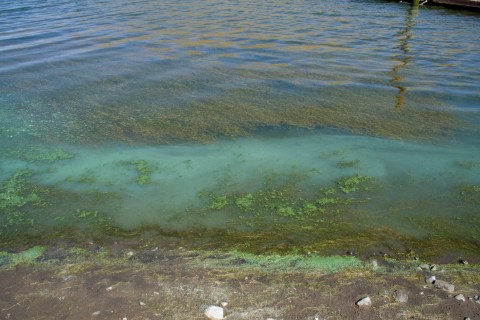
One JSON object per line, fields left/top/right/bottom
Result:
{"left": 0, "top": 170, "right": 41, "bottom": 210}
{"left": 208, "top": 193, "right": 229, "bottom": 210}
{"left": 235, "top": 193, "right": 254, "bottom": 210}
{"left": 203, "top": 250, "right": 363, "bottom": 273}
{"left": 6, "top": 147, "right": 73, "bottom": 163}
{"left": 0, "top": 246, "right": 45, "bottom": 267}
{"left": 337, "top": 175, "right": 374, "bottom": 194}
{"left": 119, "top": 160, "right": 153, "bottom": 185}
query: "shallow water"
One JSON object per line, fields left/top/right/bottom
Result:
{"left": 1, "top": 0, "right": 479, "bottom": 255}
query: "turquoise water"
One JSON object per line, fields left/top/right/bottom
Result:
{"left": 1, "top": 0, "right": 479, "bottom": 255}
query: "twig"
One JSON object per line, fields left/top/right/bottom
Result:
{"left": 1, "top": 298, "right": 27, "bottom": 312}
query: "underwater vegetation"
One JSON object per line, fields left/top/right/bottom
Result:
{"left": 0, "top": 171, "right": 44, "bottom": 233}
{"left": 0, "top": 246, "right": 45, "bottom": 268}
{"left": 5, "top": 146, "right": 73, "bottom": 163}
{"left": 458, "top": 183, "right": 480, "bottom": 204}
{"left": 118, "top": 160, "right": 153, "bottom": 185}
{"left": 9, "top": 92, "right": 468, "bottom": 145}
{"left": 205, "top": 174, "right": 375, "bottom": 224}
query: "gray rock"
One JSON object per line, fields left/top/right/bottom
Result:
{"left": 356, "top": 296, "right": 372, "bottom": 307}
{"left": 419, "top": 264, "right": 430, "bottom": 270}
{"left": 204, "top": 306, "right": 224, "bottom": 320}
{"left": 434, "top": 280, "right": 455, "bottom": 293}
{"left": 393, "top": 290, "right": 408, "bottom": 303}
{"left": 454, "top": 294, "right": 465, "bottom": 302}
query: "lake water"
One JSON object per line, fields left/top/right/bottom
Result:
{"left": 1, "top": 0, "right": 479, "bottom": 258}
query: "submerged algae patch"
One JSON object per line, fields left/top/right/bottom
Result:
{"left": 5, "top": 146, "right": 73, "bottom": 163}
{"left": 118, "top": 160, "right": 153, "bottom": 185}
{"left": 458, "top": 183, "right": 480, "bottom": 204}
{"left": 0, "top": 246, "right": 45, "bottom": 267}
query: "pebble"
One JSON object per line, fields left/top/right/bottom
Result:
{"left": 106, "top": 286, "right": 113, "bottom": 291}
{"left": 370, "top": 260, "right": 379, "bottom": 269}
{"left": 419, "top": 264, "right": 430, "bottom": 270}
{"left": 92, "top": 311, "right": 101, "bottom": 316}
{"left": 393, "top": 290, "right": 408, "bottom": 303}
{"left": 221, "top": 302, "right": 228, "bottom": 307}
{"left": 425, "top": 276, "right": 436, "bottom": 284}
{"left": 139, "top": 301, "right": 146, "bottom": 306}
{"left": 454, "top": 294, "right": 466, "bottom": 302}
{"left": 356, "top": 296, "right": 372, "bottom": 307}
{"left": 434, "top": 280, "right": 455, "bottom": 293}
{"left": 204, "top": 306, "right": 224, "bottom": 320}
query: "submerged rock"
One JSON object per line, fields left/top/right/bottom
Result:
{"left": 204, "top": 306, "right": 224, "bottom": 320}
{"left": 356, "top": 296, "right": 372, "bottom": 307}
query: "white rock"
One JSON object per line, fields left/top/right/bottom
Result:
{"left": 419, "top": 264, "right": 430, "bottom": 270}
{"left": 356, "top": 296, "right": 372, "bottom": 307}
{"left": 127, "top": 251, "right": 134, "bottom": 257}
{"left": 139, "top": 301, "right": 146, "bottom": 306}
{"left": 204, "top": 306, "right": 224, "bottom": 320}
{"left": 221, "top": 301, "right": 228, "bottom": 307}
{"left": 425, "top": 276, "right": 436, "bottom": 284}
{"left": 370, "top": 260, "right": 378, "bottom": 269}
{"left": 92, "top": 311, "right": 101, "bottom": 316}
{"left": 106, "top": 286, "right": 113, "bottom": 291}
{"left": 455, "top": 294, "right": 466, "bottom": 302}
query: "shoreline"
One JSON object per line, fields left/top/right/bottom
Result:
{"left": 1, "top": 240, "right": 479, "bottom": 319}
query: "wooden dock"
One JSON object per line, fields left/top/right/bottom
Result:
{"left": 430, "top": 0, "right": 480, "bottom": 9}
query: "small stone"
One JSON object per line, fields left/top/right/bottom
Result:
{"left": 356, "top": 296, "right": 372, "bottom": 307}
{"left": 92, "top": 311, "right": 101, "bottom": 316}
{"left": 127, "top": 251, "right": 134, "bottom": 257}
{"left": 221, "top": 302, "right": 228, "bottom": 307}
{"left": 460, "top": 260, "right": 468, "bottom": 265}
{"left": 429, "top": 264, "right": 437, "bottom": 271}
{"left": 464, "top": 318, "right": 471, "bottom": 320}
{"left": 454, "top": 294, "right": 466, "bottom": 302}
{"left": 426, "top": 276, "right": 436, "bottom": 284}
{"left": 370, "top": 260, "right": 379, "bottom": 269}
{"left": 419, "top": 264, "right": 430, "bottom": 270}
{"left": 434, "top": 280, "right": 455, "bottom": 293}
{"left": 106, "top": 286, "right": 113, "bottom": 291}
{"left": 419, "top": 291, "right": 424, "bottom": 295}
{"left": 139, "top": 301, "right": 146, "bottom": 306}
{"left": 153, "top": 291, "right": 160, "bottom": 295}
{"left": 393, "top": 290, "right": 408, "bottom": 303}
{"left": 204, "top": 306, "right": 224, "bottom": 320}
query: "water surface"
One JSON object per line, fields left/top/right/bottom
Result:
{"left": 1, "top": 0, "right": 479, "bottom": 257}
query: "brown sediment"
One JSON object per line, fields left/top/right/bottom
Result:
{"left": 27, "top": 97, "right": 465, "bottom": 145}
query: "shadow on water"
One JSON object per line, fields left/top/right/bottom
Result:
{"left": 391, "top": 2, "right": 419, "bottom": 109}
